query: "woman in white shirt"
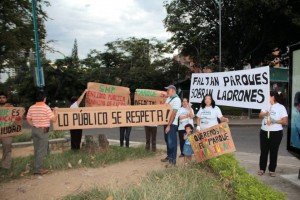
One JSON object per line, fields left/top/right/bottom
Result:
{"left": 177, "top": 98, "right": 194, "bottom": 157}
{"left": 258, "top": 91, "right": 288, "bottom": 177}
{"left": 196, "top": 94, "right": 229, "bottom": 131}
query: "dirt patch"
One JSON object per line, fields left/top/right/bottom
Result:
{"left": 0, "top": 153, "right": 182, "bottom": 200}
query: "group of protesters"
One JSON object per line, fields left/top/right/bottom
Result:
{"left": 0, "top": 84, "right": 288, "bottom": 178}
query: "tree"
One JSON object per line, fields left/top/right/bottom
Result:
{"left": 70, "top": 39, "right": 79, "bottom": 68}
{"left": 164, "top": 0, "right": 300, "bottom": 69}
{"left": 0, "top": 0, "right": 49, "bottom": 69}
{"left": 83, "top": 37, "right": 188, "bottom": 91}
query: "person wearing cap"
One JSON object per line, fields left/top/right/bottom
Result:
{"left": 161, "top": 85, "right": 181, "bottom": 167}
{"left": 27, "top": 92, "right": 56, "bottom": 175}
{"left": 291, "top": 92, "right": 300, "bottom": 148}
{"left": 0, "top": 92, "right": 13, "bottom": 170}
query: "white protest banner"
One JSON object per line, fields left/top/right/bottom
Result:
{"left": 189, "top": 66, "right": 270, "bottom": 110}
{"left": 53, "top": 104, "right": 172, "bottom": 130}
{"left": 0, "top": 107, "right": 25, "bottom": 138}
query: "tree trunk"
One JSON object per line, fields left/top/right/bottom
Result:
{"left": 82, "top": 134, "right": 109, "bottom": 154}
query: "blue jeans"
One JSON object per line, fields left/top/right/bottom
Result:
{"left": 164, "top": 125, "right": 170, "bottom": 157}
{"left": 167, "top": 124, "right": 178, "bottom": 165}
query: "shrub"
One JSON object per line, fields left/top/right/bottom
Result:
{"left": 205, "top": 154, "right": 286, "bottom": 200}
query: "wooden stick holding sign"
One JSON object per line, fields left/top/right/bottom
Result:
{"left": 53, "top": 104, "right": 172, "bottom": 130}
{"left": 188, "top": 123, "right": 236, "bottom": 162}
{"left": 0, "top": 107, "right": 25, "bottom": 138}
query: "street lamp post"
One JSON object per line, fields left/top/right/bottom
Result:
{"left": 218, "top": 0, "right": 222, "bottom": 72}
{"left": 31, "top": 0, "right": 45, "bottom": 91}
{"left": 214, "top": 0, "right": 222, "bottom": 72}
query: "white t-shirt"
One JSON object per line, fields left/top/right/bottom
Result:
{"left": 165, "top": 95, "right": 181, "bottom": 126}
{"left": 70, "top": 102, "right": 78, "bottom": 108}
{"left": 196, "top": 106, "right": 222, "bottom": 130}
{"left": 261, "top": 103, "right": 288, "bottom": 131}
{"left": 178, "top": 107, "right": 194, "bottom": 130}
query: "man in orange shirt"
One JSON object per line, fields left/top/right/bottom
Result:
{"left": 0, "top": 92, "right": 13, "bottom": 170}
{"left": 27, "top": 92, "right": 56, "bottom": 175}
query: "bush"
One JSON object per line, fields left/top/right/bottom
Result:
{"left": 12, "top": 132, "right": 32, "bottom": 143}
{"left": 205, "top": 154, "right": 286, "bottom": 200}
{"left": 219, "top": 106, "right": 248, "bottom": 116}
{"left": 49, "top": 130, "right": 67, "bottom": 139}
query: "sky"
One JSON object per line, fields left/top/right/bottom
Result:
{"left": 44, "top": 0, "right": 172, "bottom": 61}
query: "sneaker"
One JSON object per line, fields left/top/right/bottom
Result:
{"left": 34, "top": 169, "right": 49, "bottom": 175}
{"left": 161, "top": 157, "right": 169, "bottom": 162}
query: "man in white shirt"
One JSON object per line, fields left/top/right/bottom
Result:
{"left": 161, "top": 85, "right": 181, "bottom": 167}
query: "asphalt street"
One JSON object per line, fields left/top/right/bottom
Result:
{"left": 83, "top": 126, "right": 293, "bottom": 157}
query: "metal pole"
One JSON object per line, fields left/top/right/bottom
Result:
{"left": 31, "top": 0, "right": 44, "bottom": 90}
{"left": 219, "top": 0, "right": 222, "bottom": 72}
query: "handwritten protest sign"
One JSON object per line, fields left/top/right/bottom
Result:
{"left": 85, "top": 82, "right": 131, "bottom": 107}
{"left": 134, "top": 89, "right": 167, "bottom": 105}
{"left": 188, "top": 123, "right": 236, "bottom": 162}
{"left": 189, "top": 66, "right": 270, "bottom": 110}
{"left": 53, "top": 104, "right": 172, "bottom": 130}
{"left": 0, "top": 107, "right": 25, "bottom": 138}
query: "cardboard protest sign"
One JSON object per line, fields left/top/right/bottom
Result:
{"left": 85, "top": 82, "right": 131, "bottom": 107}
{"left": 188, "top": 123, "right": 236, "bottom": 162}
{"left": 53, "top": 104, "right": 172, "bottom": 130}
{"left": 0, "top": 107, "right": 25, "bottom": 138}
{"left": 134, "top": 89, "right": 167, "bottom": 105}
{"left": 189, "top": 66, "right": 270, "bottom": 110}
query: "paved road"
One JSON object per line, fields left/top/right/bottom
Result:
{"left": 83, "top": 125, "right": 293, "bottom": 157}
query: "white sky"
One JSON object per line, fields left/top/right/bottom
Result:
{"left": 44, "top": 0, "right": 172, "bottom": 61}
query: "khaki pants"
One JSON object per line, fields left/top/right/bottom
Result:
{"left": 1, "top": 137, "right": 13, "bottom": 169}
{"left": 32, "top": 127, "right": 49, "bottom": 173}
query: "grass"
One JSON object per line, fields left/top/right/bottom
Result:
{"left": 11, "top": 130, "right": 68, "bottom": 143}
{"left": 64, "top": 163, "right": 229, "bottom": 200}
{"left": 64, "top": 154, "right": 286, "bottom": 200}
{"left": 0, "top": 146, "right": 156, "bottom": 183}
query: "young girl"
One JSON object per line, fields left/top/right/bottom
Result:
{"left": 183, "top": 123, "right": 194, "bottom": 164}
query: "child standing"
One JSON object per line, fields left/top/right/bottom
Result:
{"left": 183, "top": 124, "right": 194, "bottom": 164}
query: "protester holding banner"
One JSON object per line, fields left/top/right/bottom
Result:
{"left": 27, "top": 92, "right": 56, "bottom": 175}
{"left": 196, "top": 94, "right": 229, "bottom": 131}
{"left": 145, "top": 125, "right": 157, "bottom": 152}
{"left": 0, "top": 92, "right": 13, "bottom": 170}
{"left": 258, "top": 91, "right": 288, "bottom": 177}
{"left": 177, "top": 98, "right": 194, "bottom": 157}
{"left": 120, "top": 92, "right": 134, "bottom": 148}
{"left": 69, "top": 90, "right": 87, "bottom": 150}
{"left": 161, "top": 85, "right": 181, "bottom": 167}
